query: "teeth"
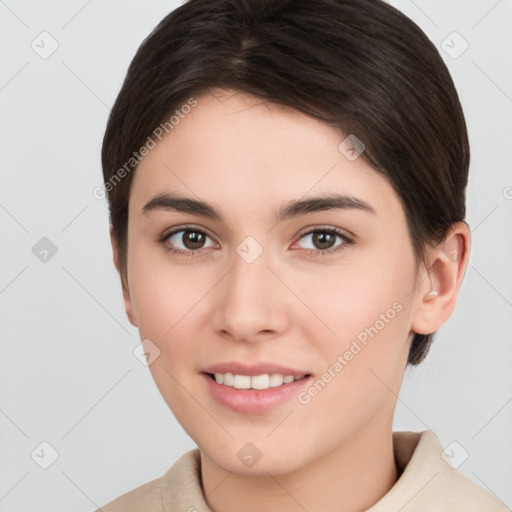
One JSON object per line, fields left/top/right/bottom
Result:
{"left": 252, "top": 374, "right": 270, "bottom": 389}
{"left": 212, "top": 372, "right": 305, "bottom": 390}
{"left": 269, "top": 373, "right": 283, "bottom": 387}
{"left": 233, "top": 374, "right": 251, "bottom": 389}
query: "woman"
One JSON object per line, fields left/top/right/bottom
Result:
{"left": 97, "top": 0, "right": 507, "bottom": 510}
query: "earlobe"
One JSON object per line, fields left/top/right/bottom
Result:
{"left": 109, "top": 227, "right": 138, "bottom": 327}
{"left": 411, "top": 222, "right": 471, "bottom": 335}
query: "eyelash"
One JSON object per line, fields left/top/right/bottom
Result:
{"left": 158, "top": 224, "right": 354, "bottom": 258}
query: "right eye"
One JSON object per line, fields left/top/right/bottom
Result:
{"left": 160, "top": 226, "right": 218, "bottom": 256}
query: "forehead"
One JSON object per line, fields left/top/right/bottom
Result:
{"left": 130, "top": 89, "right": 402, "bottom": 223}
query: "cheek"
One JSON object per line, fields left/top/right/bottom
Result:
{"left": 297, "top": 250, "right": 415, "bottom": 400}
{"left": 127, "top": 255, "right": 207, "bottom": 411}
{"left": 295, "top": 273, "right": 413, "bottom": 435}
{"left": 127, "top": 243, "right": 210, "bottom": 338}
{"left": 301, "top": 251, "right": 412, "bottom": 341}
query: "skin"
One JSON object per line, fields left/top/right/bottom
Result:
{"left": 111, "top": 88, "right": 470, "bottom": 512}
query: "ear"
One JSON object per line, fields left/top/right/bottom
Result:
{"left": 110, "top": 226, "right": 138, "bottom": 327}
{"left": 411, "top": 221, "right": 471, "bottom": 335}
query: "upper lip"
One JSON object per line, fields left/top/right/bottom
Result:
{"left": 202, "top": 361, "right": 311, "bottom": 377}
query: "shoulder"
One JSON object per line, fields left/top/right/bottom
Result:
{"left": 94, "top": 474, "right": 164, "bottom": 512}
{"left": 435, "top": 458, "right": 509, "bottom": 511}
{"left": 415, "top": 430, "right": 508, "bottom": 511}
{"left": 368, "top": 430, "right": 509, "bottom": 512}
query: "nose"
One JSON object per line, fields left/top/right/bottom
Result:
{"left": 210, "top": 247, "right": 292, "bottom": 343}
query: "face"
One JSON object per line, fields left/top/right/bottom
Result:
{"left": 118, "top": 88, "right": 424, "bottom": 476}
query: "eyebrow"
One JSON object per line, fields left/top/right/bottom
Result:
{"left": 142, "top": 192, "right": 376, "bottom": 222}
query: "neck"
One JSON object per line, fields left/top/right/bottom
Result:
{"left": 200, "top": 423, "right": 398, "bottom": 512}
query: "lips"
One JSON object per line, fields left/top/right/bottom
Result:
{"left": 202, "top": 372, "right": 313, "bottom": 414}
{"left": 201, "top": 361, "right": 313, "bottom": 413}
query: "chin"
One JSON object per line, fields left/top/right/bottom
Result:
{"left": 199, "top": 438, "right": 312, "bottom": 477}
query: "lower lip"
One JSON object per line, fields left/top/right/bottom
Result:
{"left": 202, "top": 373, "right": 312, "bottom": 414}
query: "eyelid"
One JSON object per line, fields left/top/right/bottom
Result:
{"left": 160, "top": 224, "right": 353, "bottom": 242}
{"left": 295, "top": 224, "right": 355, "bottom": 242}
{"left": 159, "top": 223, "right": 218, "bottom": 243}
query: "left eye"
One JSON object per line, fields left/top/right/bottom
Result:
{"left": 296, "top": 229, "right": 348, "bottom": 252}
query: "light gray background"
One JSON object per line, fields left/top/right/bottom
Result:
{"left": 1, "top": 1, "right": 511, "bottom": 510}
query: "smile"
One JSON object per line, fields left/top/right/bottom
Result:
{"left": 209, "top": 372, "right": 308, "bottom": 390}
{"left": 203, "top": 371, "right": 313, "bottom": 414}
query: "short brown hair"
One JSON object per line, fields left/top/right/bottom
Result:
{"left": 101, "top": 0, "right": 470, "bottom": 365}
